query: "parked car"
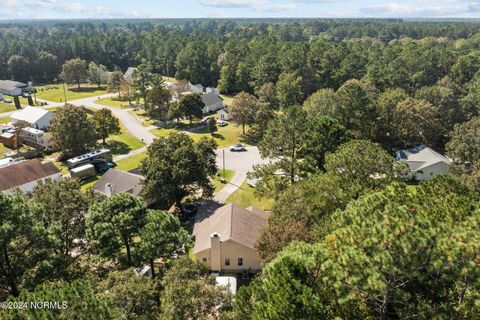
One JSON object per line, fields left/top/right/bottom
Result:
{"left": 179, "top": 203, "right": 198, "bottom": 221}
{"left": 3, "top": 99, "right": 12, "bottom": 103}
{"left": 216, "top": 120, "right": 228, "bottom": 126}
{"left": 95, "top": 161, "right": 115, "bottom": 174}
{"left": 230, "top": 144, "right": 247, "bottom": 152}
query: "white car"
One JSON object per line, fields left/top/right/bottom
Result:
{"left": 216, "top": 120, "right": 228, "bottom": 126}
{"left": 247, "top": 177, "right": 261, "bottom": 188}
{"left": 230, "top": 144, "right": 247, "bottom": 152}
{"left": 3, "top": 99, "right": 12, "bottom": 103}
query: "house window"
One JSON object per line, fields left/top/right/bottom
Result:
{"left": 225, "top": 258, "right": 230, "bottom": 266}
{"left": 430, "top": 172, "right": 433, "bottom": 176}
{"left": 202, "top": 257, "right": 207, "bottom": 262}
{"left": 237, "top": 258, "right": 243, "bottom": 266}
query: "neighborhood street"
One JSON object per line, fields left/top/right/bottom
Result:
{"left": 1, "top": 95, "right": 268, "bottom": 201}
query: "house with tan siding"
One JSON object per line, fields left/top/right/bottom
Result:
{"left": 193, "top": 203, "right": 268, "bottom": 274}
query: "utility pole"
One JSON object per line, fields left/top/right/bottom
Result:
{"left": 62, "top": 81, "right": 67, "bottom": 105}
{"left": 30, "top": 76, "right": 38, "bottom": 106}
{"left": 223, "top": 149, "right": 226, "bottom": 179}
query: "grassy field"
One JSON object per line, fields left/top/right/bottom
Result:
{"left": 0, "top": 117, "right": 11, "bottom": 124}
{"left": 35, "top": 84, "right": 107, "bottom": 102}
{"left": 212, "top": 169, "right": 235, "bottom": 192}
{"left": 80, "top": 175, "right": 101, "bottom": 191}
{"left": 97, "top": 98, "right": 133, "bottom": 109}
{"left": 226, "top": 181, "right": 274, "bottom": 210}
{"left": 0, "top": 143, "right": 10, "bottom": 157}
{"left": 0, "top": 102, "right": 17, "bottom": 113}
{"left": 107, "top": 123, "right": 144, "bottom": 155}
{"left": 219, "top": 94, "right": 234, "bottom": 107}
{"left": 150, "top": 122, "right": 247, "bottom": 148}
{"left": 115, "top": 151, "right": 148, "bottom": 171}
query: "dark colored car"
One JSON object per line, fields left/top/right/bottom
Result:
{"left": 179, "top": 203, "right": 198, "bottom": 221}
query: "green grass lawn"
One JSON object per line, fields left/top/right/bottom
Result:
{"left": 115, "top": 151, "right": 148, "bottom": 171}
{"left": 0, "top": 102, "right": 17, "bottom": 113}
{"left": 212, "top": 169, "right": 235, "bottom": 192}
{"left": 150, "top": 122, "right": 247, "bottom": 148}
{"left": 80, "top": 175, "right": 101, "bottom": 191}
{"left": 219, "top": 94, "right": 234, "bottom": 107}
{"left": 0, "top": 143, "right": 10, "bottom": 157}
{"left": 226, "top": 181, "right": 274, "bottom": 210}
{"left": 35, "top": 84, "right": 107, "bottom": 102}
{"left": 129, "top": 109, "right": 156, "bottom": 127}
{"left": 0, "top": 117, "right": 10, "bottom": 124}
{"left": 96, "top": 98, "right": 133, "bottom": 109}
{"left": 106, "top": 123, "right": 144, "bottom": 155}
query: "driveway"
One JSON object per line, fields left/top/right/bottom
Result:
{"left": 214, "top": 146, "right": 270, "bottom": 203}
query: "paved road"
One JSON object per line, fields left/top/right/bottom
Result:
{"left": 214, "top": 146, "right": 270, "bottom": 203}
{"left": 1, "top": 94, "right": 268, "bottom": 201}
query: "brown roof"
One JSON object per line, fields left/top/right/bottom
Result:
{"left": 193, "top": 203, "right": 268, "bottom": 254}
{"left": 0, "top": 159, "right": 60, "bottom": 191}
{"left": 92, "top": 168, "right": 144, "bottom": 196}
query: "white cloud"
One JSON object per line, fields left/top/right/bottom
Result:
{"left": 26, "top": 0, "right": 85, "bottom": 12}
{"left": 200, "top": 0, "right": 295, "bottom": 12}
{"left": 0, "top": 0, "right": 18, "bottom": 7}
{"left": 358, "top": 2, "right": 480, "bottom": 17}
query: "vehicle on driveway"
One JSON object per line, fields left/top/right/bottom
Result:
{"left": 179, "top": 203, "right": 198, "bottom": 221}
{"left": 216, "top": 120, "right": 228, "bottom": 126}
{"left": 230, "top": 144, "right": 247, "bottom": 152}
{"left": 3, "top": 99, "right": 12, "bottom": 103}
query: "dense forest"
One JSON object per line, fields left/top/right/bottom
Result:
{"left": 1, "top": 19, "right": 480, "bottom": 319}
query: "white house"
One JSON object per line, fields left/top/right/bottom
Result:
{"left": 124, "top": 67, "right": 137, "bottom": 83}
{"left": 11, "top": 107, "right": 54, "bottom": 130}
{"left": 0, "top": 80, "right": 31, "bottom": 96}
{"left": 189, "top": 83, "right": 204, "bottom": 94}
{"left": 201, "top": 93, "right": 224, "bottom": 114}
{"left": 217, "top": 108, "right": 230, "bottom": 120}
{"left": 0, "top": 159, "right": 61, "bottom": 194}
{"left": 396, "top": 145, "right": 452, "bottom": 181}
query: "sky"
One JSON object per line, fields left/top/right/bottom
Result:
{"left": 2, "top": 0, "right": 480, "bottom": 20}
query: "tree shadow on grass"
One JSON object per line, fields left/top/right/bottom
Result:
{"left": 69, "top": 86, "right": 105, "bottom": 93}
{"left": 104, "top": 140, "right": 131, "bottom": 155}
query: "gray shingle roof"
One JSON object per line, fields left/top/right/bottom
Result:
{"left": 201, "top": 93, "right": 223, "bottom": 107}
{"left": 397, "top": 145, "right": 452, "bottom": 171}
{"left": 92, "top": 168, "right": 144, "bottom": 196}
{"left": 0, "top": 159, "right": 60, "bottom": 191}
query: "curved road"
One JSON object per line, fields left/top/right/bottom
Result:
{"left": 0, "top": 95, "right": 268, "bottom": 202}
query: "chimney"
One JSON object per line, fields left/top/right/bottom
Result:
{"left": 210, "top": 233, "right": 221, "bottom": 272}
{"left": 105, "top": 183, "right": 113, "bottom": 197}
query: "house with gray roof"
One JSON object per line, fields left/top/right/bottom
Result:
{"left": 396, "top": 145, "right": 452, "bottom": 181}
{"left": 0, "top": 80, "right": 31, "bottom": 96}
{"left": 201, "top": 93, "right": 224, "bottom": 114}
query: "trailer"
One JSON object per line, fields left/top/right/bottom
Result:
{"left": 70, "top": 164, "right": 96, "bottom": 180}
{"left": 67, "top": 149, "right": 112, "bottom": 169}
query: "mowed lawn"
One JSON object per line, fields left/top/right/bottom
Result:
{"left": 97, "top": 97, "right": 133, "bottom": 109}
{"left": 226, "top": 181, "right": 274, "bottom": 210}
{"left": 150, "top": 122, "right": 247, "bottom": 148}
{"left": 115, "top": 151, "right": 148, "bottom": 171}
{"left": 0, "top": 117, "right": 10, "bottom": 124}
{"left": 212, "top": 168, "right": 235, "bottom": 192}
{"left": 35, "top": 84, "right": 107, "bottom": 102}
{"left": 107, "top": 122, "right": 144, "bottom": 155}
{"left": 0, "top": 102, "right": 16, "bottom": 113}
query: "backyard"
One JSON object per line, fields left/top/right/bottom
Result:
{"left": 212, "top": 168, "right": 235, "bottom": 192}
{"left": 226, "top": 181, "right": 274, "bottom": 210}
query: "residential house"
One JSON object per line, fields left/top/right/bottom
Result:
{"left": 0, "top": 80, "right": 31, "bottom": 96}
{"left": 193, "top": 203, "right": 268, "bottom": 274}
{"left": 124, "top": 67, "right": 137, "bottom": 83}
{"left": 217, "top": 108, "right": 230, "bottom": 120}
{"left": 396, "top": 144, "right": 452, "bottom": 181}
{"left": 0, "top": 159, "right": 61, "bottom": 194}
{"left": 92, "top": 168, "right": 153, "bottom": 203}
{"left": 11, "top": 107, "right": 54, "bottom": 130}
{"left": 201, "top": 93, "right": 224, "bottom": 114}
{"left": 189, "top": 83, "right": 204, "bottom": 94}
